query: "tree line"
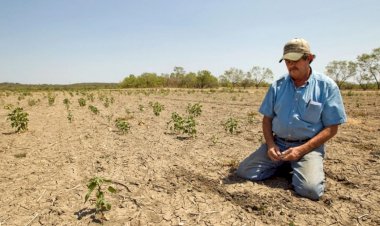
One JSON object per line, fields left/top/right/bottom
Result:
{"left": 325, "top": 47, "right": 380, "bottom": 90}
{"left": 120, "top": 66, "right": 273, "bottom": 89}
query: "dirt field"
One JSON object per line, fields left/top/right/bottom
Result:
{"left": 0, "top": 88, "right": 379, "bottom": 226}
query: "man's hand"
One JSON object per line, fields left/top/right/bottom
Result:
{"left": 281, "top": 146, "right": 305, "bottom": 161}
{"left": 267, "top": 145, "right": 282, "bottom": 161}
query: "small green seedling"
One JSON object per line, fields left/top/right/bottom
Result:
{"left": 167, "top": 112, "right": 196, "bottom": 137}
{"left": 247, "top": 111, "right": 257, "bottom": 124}
{"left": 78, "top": 98, "right": 86, "bottom": 107}
{"left": 63, "top": 98, "right": 71, "bottom": 109}
{"left": 186, "top": 103, "right": 202, "bottom": 117}
{"left": 103, "top": 98, "right": 110, "bottom": 108}
{"left": 67, "top": 111, "right": 73, "bottom": 122}
{"left": 84, "top": 177, "right": 117, "bottom": 219}
{"left": 88, "top": 105, "right": 99, "bottom": 114}
{"left": 224, "top": 117, "right": 238, "bottom": 134}
{"left": 87, "top": 93, "right": 95, "bottom": 102}
{"left": 48, "top": 94, "right": 55, "bottom": 106}
{"left": 151, "top": 102, "right": 164, "bottom": 116}
{"left": 7, "top": 107, "right": 29, "bottom": 132}
{"left": 115, "top": 118, "right": 131, "bottom": 134}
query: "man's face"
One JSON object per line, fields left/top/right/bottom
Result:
{"left": 285, "top": 57, "right": 310, "bottom": 80}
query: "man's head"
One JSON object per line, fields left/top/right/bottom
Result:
{"left": 279, "top": 38, "right": 315, "bottom": 63}
{"left": 280, "top": 38, "right": 315, "bottom": 82}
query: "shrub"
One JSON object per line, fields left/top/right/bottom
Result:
{"left": 150, "top": 101, "right": 164, "bottom": 116}
{"left": 88, "top": 105, "right": 99, "bottom": 114}
{"left": 167, "top": 112, "right": 196, "bottom": 137}
{"left": 247, "top": 111, "right": 257, "bottom": 124}
{"left": 115, "top": 118, "right": 131, "bottom": 134}
{"left": 224, "top": 117, "right": 238, "bottom": 134}
{"left": 84, "top": 177, "right": 117, "bottom": 220}
{"left": 48, "top": 94, "right": 55, "bottom": 106}
{"left": 63, "top": 98, "right": 70, "bottom": 109}
{"left": 78, "top": 98, "right": 86, "bottom": 107}
{"left": 186, "top": 103, "right": 202, "bottom": 117}
{"left": 7, "top": 107, "right": 29, "bottom": 132}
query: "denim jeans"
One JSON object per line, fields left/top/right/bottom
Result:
{"left": 236, "top": 137, "right": 325, "bottom": 200}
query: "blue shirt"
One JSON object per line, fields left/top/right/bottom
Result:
{"left": 259, "top": 70, "right": 347, "bottom": 140}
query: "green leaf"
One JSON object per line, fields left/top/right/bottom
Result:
{"left": 103, "top": 178, "right": 112, "bottom": 183}
{"left": 108, "top": 186, "right": 117, "bottom": 193}
{"left": 87, "top": 180, "right": 97, "bottom": 190}
{"left": 84, "top": 191, "right": 91, "bottom": 203}
{"left": 96, "top": 191, "right": 104, "bottom": 199}
{"left": 105, "top": 203, "right": 112, "bottom": 211}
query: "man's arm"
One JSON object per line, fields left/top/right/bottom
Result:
{"left": 281, "top": 125, "right": 339, "bottom": 161}
{"left": 262, "top": 116, "right": 282, "bottom": 161}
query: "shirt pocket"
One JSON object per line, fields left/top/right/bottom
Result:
{"left": 302, "top": 100, "right": 322, "bottom": 124}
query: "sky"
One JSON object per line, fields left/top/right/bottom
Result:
{"left": 1, "top": 0, "right": 380, "bottom": 85}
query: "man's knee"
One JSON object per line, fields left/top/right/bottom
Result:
{"left": 236, "top": 163, "right": 259, "bottom": 180}
{"left": 293, "top": 181, "right": 324, "bottom": 200}
{"left": 236, "top": 161, "right": 273, "bottom": 181}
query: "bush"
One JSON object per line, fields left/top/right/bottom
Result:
{"left": 7, "top": 107, "right": 29, "bottom": 132}
{"left": 167, "top": 112, "right": 196, "bottom": 137}
{"left": 150, "top": 102, "right": 165, "bottom": 116}
{"left": 224, "top": 117, "right": 238, "bottom": 134}
{"left": 88, "top": 105, "right": 99, "bottom": 114}
{"left": 78, "top": 98, "right": 86, "bottom": 107}
{"left": 186, "top": 103, "right": 202, "bottom": 117}
{"left": 115, "top": 118, "right": 131, "bottom": 134}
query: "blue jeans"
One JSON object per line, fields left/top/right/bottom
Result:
{"left": 236, "top": 137, "right": 325, "bottom": 200}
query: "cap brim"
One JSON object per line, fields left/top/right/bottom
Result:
{"left": 279, "top": 52, "right": 304, "bottom": 63}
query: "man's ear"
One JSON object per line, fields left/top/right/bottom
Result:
{"left": 308, "top": 54, "right": 315, "bottom": 63}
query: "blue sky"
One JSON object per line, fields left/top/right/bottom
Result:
{"left": 1, "top": 0, "right": 379, "bottom": 84}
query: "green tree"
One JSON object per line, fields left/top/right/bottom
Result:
{"left": 222, "top": 67, "right": 244, "bottom": 87}
{"left": 183, "top": 72, "right": 198, "bottom": 88}
{"left": 325, "top": 60, "right": 357, "bottom": 89}
{"left": 248, "top": 66, "right": 273, "bottom": 88}
{"left": 356, "top": 47, "right": 380, "bottom": 89}
{"left": 196, "top": 70, "right": 218, "bottom": 88}
{"left": 169, "top": 66, "right": 186, "bottom": 87}
{"left": 120, "top": 74, "right": 137, "bottom": 88}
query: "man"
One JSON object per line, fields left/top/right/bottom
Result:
{"left": 236, "top": 38, "right": 346, "bottom": 200}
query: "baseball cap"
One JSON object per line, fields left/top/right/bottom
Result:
{"left": 279, "top": 38, "right": 312, "bottom": 63}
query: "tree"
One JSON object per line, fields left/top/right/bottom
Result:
{"left": 221, "top": 68, "right": 244, "bottom": 87}
{"left": 120, "top": 74, "right": 137, "bottom": 88}
{"left": 218, "top": 75, "right": 232, "bottom": 87}
{"left": 356, "top": 47, "right": 380, "bottom": 89}
{"left": 183, "top": 72, "right": 197, "bottom": 88}
{"left": 240, "top": 72, "right": 252, "bottom": 89}
{"left": 196, "top": 70, "right": 218, "bottom": 88}
{"left": 139, "top": 72, "right": 164, "bottom": 88}
{"left": 325, "top": 60, "right": 357, "bottom": 89}
{"left": 248, "top": 66, "right": 273, "bottom": 88}
{"left": 169, "top": 66, "right": 186, "bottom": 87}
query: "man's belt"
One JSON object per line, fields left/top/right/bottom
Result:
{"left": 275, "top": 136, "right": 310, "bottom": 143}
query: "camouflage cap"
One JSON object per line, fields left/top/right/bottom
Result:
{"left": 279, "top": 38, "right": 311, "bottom": 63}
